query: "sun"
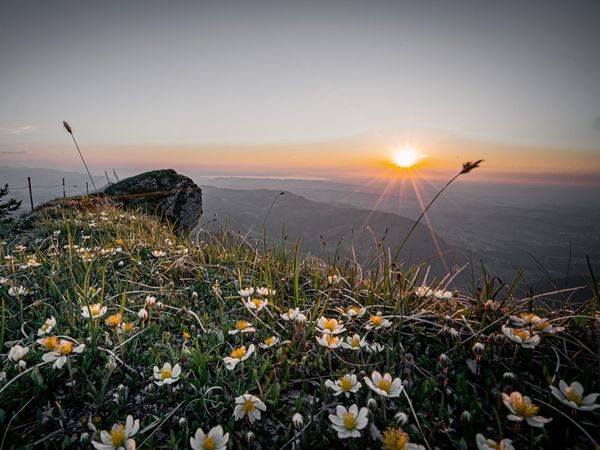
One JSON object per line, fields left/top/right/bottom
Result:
{"left": 392, "top": 147, "right": 421, "bottom": 168}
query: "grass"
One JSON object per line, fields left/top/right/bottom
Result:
{"left": 0, "top": 196, "right": 598, "bottom": 449}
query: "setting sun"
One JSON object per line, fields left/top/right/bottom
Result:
{"left": 392, "top": 148, "right": 422, "bottom": 168}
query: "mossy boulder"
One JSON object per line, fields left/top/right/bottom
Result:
{"left": 104, "top": 169, "right": 202, "bottom": 234}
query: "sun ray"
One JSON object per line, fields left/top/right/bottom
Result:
{"left": 408, "top": 175, "right": 449, "bottom": 274}
{"left": 352, "top": 176, "right": 397, "bottom": 245}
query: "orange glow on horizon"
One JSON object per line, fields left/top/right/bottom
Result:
{"left": 6, "top": 132, "right": 598, "bottom": 187}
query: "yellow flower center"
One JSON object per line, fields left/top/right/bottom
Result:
{"left": 252, "top": 299, "right": 262, "bottom": 308}
{"left": 564, "top": 387, "right": 583, "bottom": 405}
{"left": 27, "top": 258, "right": 37, "bottom": 265}
{"left": 519, "top": 313, "right": 538, "bottom": 323}
{"left": 323, "top": 319, "right": 337, "bottom": 331}
{"left": 161, "top": 367, "right": 173, "bottom": 380}
{"left": 340, "top": 376, "right": 353, "bottom": 391}
{"left": 326, "top": 336, "right": 339, "bottom": 346}
{"left": 40, "top": 323, "right": 50, "bottom": 332}
{"left": 348, "top": 306, "right": 361, "bottom": 315}
{"left": 379, "top": 378, "right": 392, "bottom": 393}
{"left": 382, "top": 428, "right": 410, "bottom": 450}
{"left": 87, "top": 304, "right": 101, "bottom": 316}
{"left": 351, "top": 338, "right": 361, "bottom": 347}
{"left": 264, "top": 336, "right": 274, "bottom": 346}
{"left": 513, "top": 396, "right": 539, "bottom": 418}
{"left": 41, "top": 336, "right": 58, "bottom": 350}
{"left": 105, "top": 314, "right": 122, "bottom": 328}
{"left": 183, "top": 331, "right": 190, "bottom": 340}
{"left": 235, "top": 320, "right": 250, "bottom": 331}
{"left": 243, "top": 399, "right": 256, "bottom": 414}
{"left": 57, "top": 341, "right": 74, "bottom": 355}
{"left": 123, "top": 322, "right": 134, "bottom": 333}
{"left": 370, "top": 315, "right": 383, "bottom": 326}
{"left": 230, "top": 347, "right": 246, "bottom": 359}
{"left": 513, "top": 329, "right": 530, "bottom": 342}
{"left": 110, "top": 424, "right": 126, "bottom": 446}
{"left": 535, "top": 321, "right": 550, "bottom": 331}
{"left": 342, "top": 412, "right": 356, "bottom": 430}
{"left": 204, "top": 436, "right": 215, "bottom": 450}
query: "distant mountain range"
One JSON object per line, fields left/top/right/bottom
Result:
{"left": 198, "top": 185, "right": 453, "bottom": 273}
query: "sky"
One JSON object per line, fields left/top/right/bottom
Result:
{"left": 1, "top": 0, "right": 599, "bottom": 183}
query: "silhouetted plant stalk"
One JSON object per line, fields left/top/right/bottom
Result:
{"left": 63, "top": 121, "right": 97, "bottom": 193}
{"left": 396, "top": 160, "right": 483, "bottom": 258}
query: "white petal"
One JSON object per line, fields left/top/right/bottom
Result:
{"left": 42, "top": 352, "right": 58, "bottom": 362}
{"left": 100, "top": 430, "right": 112, "bottom": 444}
{"left": 371, "top": 371, "right": 382, "bottom": 385}
{"left": 558, "top": 379, "right": 568, "bottom": 394}
{"left": 335, "top": 405, "right": 347, "bottom": 417}
{"left": 329, "top": 414, "right": 344, "bottom": 426}
{"left": 571, "top": 381, "right": 584, "bottom": 394}
{"left": 255, "top": 398, "right": 267, "bottom": 411}
{"left": 55, "top": 356, "right": 67, "bottom": 369}
{"left": 582, "top": 393, "right": 599, "bottom": 405}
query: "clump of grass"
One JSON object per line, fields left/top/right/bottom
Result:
{"left": 0, "top": 198, "right": 598, "bottom": 449}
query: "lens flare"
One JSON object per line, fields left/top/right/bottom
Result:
{"left": 392, "top": 148, "right": 421, "bottom": 168}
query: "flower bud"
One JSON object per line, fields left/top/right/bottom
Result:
{"left": 503, "top": 371, "right": 517, "bottom": 381}
{"left": 449, "top": 328, "right": 460, "bottom": 339}
{"left": 106, "top": 355, "right": 117, "bottom": 371}
{"left": 145, "top": 295, "right": 156, "bottom": 308}
{"left": 460, "top": 410, "right": 472, "bottom": 423}
{"left": 472, "top": 342, "right": 485, "bottom": 355}
{"left": 137, "top": 308, "right": 148, "bottom": 320}
{"left": 438, "top": 353, "right": 450, "bottom": 367}
{"left": 367, "top": 397, "right": 378, "bottom": 410}
{"left": 292, "top": 412, "right": 304, "bottom": 429}
{"left": 395, "top": 412, "right": 409, "bottom": 425}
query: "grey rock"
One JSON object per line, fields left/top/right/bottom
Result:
{"left": 104, "top": 169, "right": 202, "bottom": 234}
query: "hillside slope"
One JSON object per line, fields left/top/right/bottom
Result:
{"left": 0, "top": 198, "right": 598, "bottom": 449}
{"left": 199, "top": 185, "right": 455, "bottom": 272}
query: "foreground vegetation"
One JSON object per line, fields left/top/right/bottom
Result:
{"left": 0, "top": 197, "right": 599, "bottom": 449}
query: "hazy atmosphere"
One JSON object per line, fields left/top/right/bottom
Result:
{"left": 2, "top": 1, "right": 600, "bottom": 181}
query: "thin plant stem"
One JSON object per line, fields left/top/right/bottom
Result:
{"left": 394, "top": 161, "right": 482, "bottom": 260}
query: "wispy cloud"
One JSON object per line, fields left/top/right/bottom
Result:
{"left": 0, "top": 125, "right": 36, "bottom": 135}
